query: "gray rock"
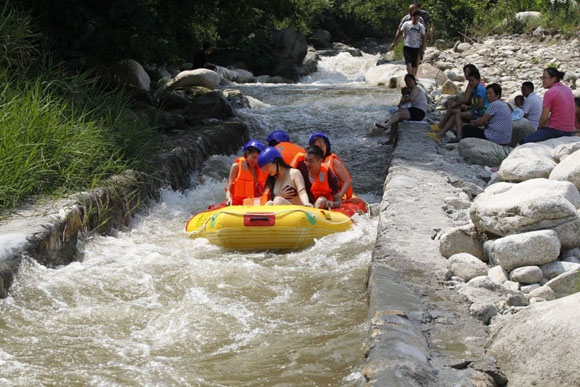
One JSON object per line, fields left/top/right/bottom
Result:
{"left": 540, "top": 260, "right": 580, "bottom": 280}
{"left": 486, "top": 292, "right": 580, "bottom": 386}
{"left": 470, "top": 302, "right": 497, "bottom": 324}
{"left": 509, "top": 266, "right": 543, "bottom": 284}
{"left": 520, "top": 283, "right": 540, "bottom": 294}
{"left": 439, "top": 225, "right": 485, "bottom": 260}
{"left": 448, "top": 253, "right": 489, "bottom": 281}
{"left": 544, "top": 268, "right": 580, "bottom": 298}
{"left": 470, "top": 178, "right": 580, "bottom": 249}
{"left": 506, "top": 293, "right": 528, "bottom": 306}
{"left": 502, "top": 280, "right": 520, "bottom": 291}
{"left": 458, "top": 138, "right": 512, "bottom": 167}
{"left": 164, "top": 69, "right": 220, "bottom": 90}
{"left": 528, "top": 285, "right": 556, "bottom": 300}
{"left": 488, "top": 265, "right": 508, "bottom": 285}
{"left": 552, "top": 141, "right": 580, "bottom": 162}
{"left": 509, "top": 118, "right": 535, "bottom": 147}
{"left": 493, "top": 230, "right": 560, "bottom": 271}
{"left": 550, "top": 148, "right": 580, "bottom": 190}
{"left": 483, "top": 240, "right": 497, "bottom": 266}
{"left": 113, "top": 59, "right": 151, "bottom": 91}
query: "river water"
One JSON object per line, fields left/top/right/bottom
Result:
{"left": 0, "top": 52, "right": 398, "bottom": 386}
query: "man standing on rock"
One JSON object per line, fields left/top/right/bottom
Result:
{"left": 521, "top": 81, "right": 542, "bottom": 129}
{"left": 391, "top": 7, "right": 425, "bottom": 76}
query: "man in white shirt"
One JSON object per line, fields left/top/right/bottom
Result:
{"left": 391, "top": 8, "right": 425, "bottom": 76}
{"left": 521, "top": 81, "right": 542, "bottom": 129}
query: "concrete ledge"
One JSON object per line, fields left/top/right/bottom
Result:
{"left": 365, "top": 122, "right": 493, "bottom": 385}
{"left": 0, "top": 119, "right": 249, "bottom": 297}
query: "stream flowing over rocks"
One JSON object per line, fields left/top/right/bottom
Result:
{"left": 2, "top": 29, "right": 580, "bottom": 386}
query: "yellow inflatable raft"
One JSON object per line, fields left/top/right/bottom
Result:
{"left": 185, "top": 205, "right": 352, "bottom": 250}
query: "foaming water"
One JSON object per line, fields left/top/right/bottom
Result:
{"left": 1, "top": 175, "right": 377, "bottom": 385}
{"left": 1, "top": 50, "right": 393, "bottom": 385}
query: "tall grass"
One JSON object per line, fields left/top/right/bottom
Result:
{"left": 0, "top": 5, "right": 160, "bottom": 212}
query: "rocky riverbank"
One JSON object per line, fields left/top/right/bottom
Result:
{"left": 364, "top": 33, "right": 580, "bottom": 386}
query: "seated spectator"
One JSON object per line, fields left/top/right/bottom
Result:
{"left": 375, "top": 74, "right": 428, "bottom": 144}
{"left": 520, "top": 81, "right": 542, "bottom": 129}
{"left": 520, "top": 68, "right": 576, "bottom": 144}
{"left": 429, "top": 69, "right": 488, "bottom": 143}
{"left": 461, "top": 83, "right": 512, "bottom": 145}
{"left": 514, "top": 95, "right": 524, "bottom": 108}
{"left": 430, "top": 64, "right": 478, "bottom": 133}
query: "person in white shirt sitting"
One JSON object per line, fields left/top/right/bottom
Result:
{"left": 521, "top": 81, "right": 542, "bottom": 129}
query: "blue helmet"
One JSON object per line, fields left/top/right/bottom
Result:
{"left": 257, "top": 146, "right": 282, "bottom": 168}
{"left": 243, "top": 139, "right": 265, "bottom": 152}
{"left": 308, "top": 132, "right": 331, "bottom": 154}
{"left": 267, "top": 130, "right": 290, "bottom": 146}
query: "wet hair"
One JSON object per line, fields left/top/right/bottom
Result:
{"left": 306, "top": 145, "right": 324, "bottom": 160}
{"left": 486, "top": 83, "right": 502, "bottom": 98}
{"left": 244, "top": 146, "right": 261, "bottom": 156}
{"left": 522, "top": 81, "right": 534, "bottom": 92}
{"left": 404, "top": 73, "right": 417, "bottom": 83}
{"left": 467, "top": 70, "right": 481, "bottom": 81}
{"left": 310, "top": 136, "right": 331, "bottom": 158}
{"left": 575, "top": 97, "right": 580, "bottom": 108}
{"left": 544, "top": 67, "right": 565, "bottom": 81}
{"left": 412, "top": 10, "right": 422, "bottom": 16}
{"left": 463, "top": 64, "right": 478, "bottom": 75}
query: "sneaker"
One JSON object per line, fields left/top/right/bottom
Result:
{"left": 426, "top": 132, "right": 441, "bottom": 143}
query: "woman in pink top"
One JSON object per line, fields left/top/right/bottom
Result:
{"left": 519, "top": 68, "right": 575, "bottom": 144}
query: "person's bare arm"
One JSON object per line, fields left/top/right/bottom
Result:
{"left": 225, "top": 163, "right": 239, "bottom": 205}
{"left": 470, "top": 113, "right": 491, "bottom": 127}
{"left": 291, "top": 169, "right": 312, "bottom": 207}
{"left": 332, "top": 159, "right": 352, "bottom": 199}
{"left": 538, "top": 106, "right": 550, "bottom": 129}
{"left": 391, "top": 27, "right": 403, "bottom": 48}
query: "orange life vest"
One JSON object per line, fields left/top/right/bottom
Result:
{"left": 324, "top": 153, "right": 353, "bottom": 199}
{"left": 290, "top": 152, "right": 305, "bottom": 168}
{"left": 275, "top": 142, "right": 305, "bottom": 167}
{"left": 310, "top": 164, "right": 333, "bottom": 201}
{"left": 230, "top": 157, "right": 266, "bottom": 205}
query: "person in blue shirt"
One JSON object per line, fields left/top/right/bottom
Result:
{"left": 429, "top": 70, "right": 488, "bottom": 143}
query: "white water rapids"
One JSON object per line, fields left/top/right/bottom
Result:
{"left": 0, "top": 52, "right": 399, "bottom": 386}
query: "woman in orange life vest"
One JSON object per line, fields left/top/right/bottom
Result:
{"left": 308, "top": 132, "right": 353, "bottom": 200}
{"left": 257, "top": 146, "right": 312, "bottom": 206}
{"left": 303, "top": 145, "right": 342, "bottom": 209}
{"left": 267, "top": 130, "right": 305, "bottom": 167}
{"left": 225, "top": 139, "right": 266, "bottom": 206}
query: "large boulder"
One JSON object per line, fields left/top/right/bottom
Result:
{"left": 499, "top": 137, "right": 580, "bottom": 182}
{"left": 111, "top": 59, "right": 151, "bottom": 91}
{"left": 416, "top": 63, "right": 446, "bottom": 86}
{"left": 470, "top": 178, "right": 580, "bottom": 249}
{"left": 440, "top": 80, "right": 460, "bottom": 95}
{"left": 183, "top": 91, "right": 235, "bottom": 123}
{"left": 486, "top": 292, "right": 580, "bottom": 387}
{"left": 364, "top": 64, "right": 407, "bottom": 87}
{"left": 458, "top": 138, "right": 512, "bottom": 167}
{"left": 509, "top": 118, "right": 535, "bottom": 147}
{"left": 164, "top": 69, "right": 220, "bottom": 90}
{"left": 439, "top": 224, "right": 486, "bottom": 259}
{"left": 492, "top": 230, "right": 560, "bottom": 271}
{"left": 308, "top": 29, "right": 332, "bottom": 49}
{"left": 552, "top": 141, "right": 580, "bottom": 162}
{"left": 447, "top": 253, "right": 489, "bottom": 281}
{"left": 271, "top": 28, "right": 308, "bottom": 81}
{"left": 549, "top": 148, "right": 580, "bottom": 190}
{"left": 544, "top": 268, "right": 580, "bottom": 298}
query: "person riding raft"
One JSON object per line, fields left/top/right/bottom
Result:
{"left": 225, "top": 139, "right": 266, "bottom": 206}
{"left": 306, "top": 132, "right": 353, "bottom": 200}
{"left": 267, "top": 130, "right": 305, "bottom": 167}
{"left": 257, "top": 146, "right": 312, "bottom": 207}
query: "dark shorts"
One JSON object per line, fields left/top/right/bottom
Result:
{"left": 403, "top": 46, "right": 420, "bottom": 66}
{"left": 408, "top": 107, "right": 425, "bottom": 121}
{"left": 462, "top": 125, "right": 487, "bottom": 140}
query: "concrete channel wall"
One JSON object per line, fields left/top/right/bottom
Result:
{"left": 0, "top": 119, "right": 249, "bottom": 298}
{"left": 364, "top": 122, "right": 497, "bottom": 386}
